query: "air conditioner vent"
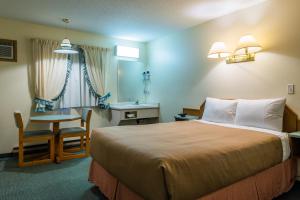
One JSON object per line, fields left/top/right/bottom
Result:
{"left": 0, "top": 45, "right": 13, "bottom": 59}
{"left": 0, "top": 39, "right": 17, "bottom": 62}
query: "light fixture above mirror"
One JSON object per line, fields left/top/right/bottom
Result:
{"left": 115, "top": 45, "right": 140, "bottom": 59}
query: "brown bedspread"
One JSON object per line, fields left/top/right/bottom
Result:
{"left": 90, "top": 121, "right": 283, "bottom": 200}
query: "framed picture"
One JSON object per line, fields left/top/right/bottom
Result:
{"left": 0, "top": 39, "right": 17, "bottom": 62}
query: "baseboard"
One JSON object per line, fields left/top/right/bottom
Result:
{"left": 0, "top": 153, "right": 14, "bottom": 158}
{"left": 0, "top": 139, "right": 82, "bottom": 158}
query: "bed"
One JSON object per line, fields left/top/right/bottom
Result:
{"left": 89, "top": 99, "right": 298, "bottom": 200}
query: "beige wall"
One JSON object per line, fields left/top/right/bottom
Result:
{"left": 0, "top": 17, "right": 146, "bottom": 154}
{"left": 147, "top": 0, "right": 300, "bottom": 122}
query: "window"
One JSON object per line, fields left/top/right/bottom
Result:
{"left": 32, "top": 39, "right": 111, "bottom": 112}
{"left": 58, "top": 54, "right": 98, "bottom": 108}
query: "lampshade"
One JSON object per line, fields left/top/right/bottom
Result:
{"left": 208, "top": 42, "right": 230, "bottom": 58}
{"left": 54, "top": 38, "right": 78, "bottom": 54}
{"left": 235, "top": 35, "right": 262, "bottom": 55}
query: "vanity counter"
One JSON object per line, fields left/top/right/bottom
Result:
{"left": 110, "top": 103, "right": 159, "bottom": 110}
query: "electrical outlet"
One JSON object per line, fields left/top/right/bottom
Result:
{"left": 288, "top": 84, "right": 295, "bottom": 94}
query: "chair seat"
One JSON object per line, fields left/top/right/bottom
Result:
{"left": 24, "top": 130, "right": 52, "bottom": 138}
{"left": 59, "top": 127, "right": 86, "bottom": 135}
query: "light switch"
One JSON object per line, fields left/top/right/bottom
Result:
{"left": 288, "top": 84, "right": 295, "bottom": 94}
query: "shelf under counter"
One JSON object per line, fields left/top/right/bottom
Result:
{"left": 110, "top": 103, "right": 160, "bottom": 126}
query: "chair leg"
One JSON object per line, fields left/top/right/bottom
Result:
{"left": 18, "top": 141, "right": 24, "bottom": 167}
{"left": 85, "top": 134, "right": 90, "bottom": 156}
{"left": 80, "top": 136, "right": 84, "bottom": 150}
{"left": 18, "top": 137, "right": 54, "bottom": 167}
{"left": 50, "top": 136, "right": 55, "bottom": 162}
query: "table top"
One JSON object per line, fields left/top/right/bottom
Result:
{"left": 30, "top": 114, "right": 81, "bottom": 123}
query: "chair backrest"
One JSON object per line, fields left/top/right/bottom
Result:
{"left": 81, "top": 108, "right": 92, "bottom": 124}
{"left": 14, "top": 111, "right": 24, "bottom": 130}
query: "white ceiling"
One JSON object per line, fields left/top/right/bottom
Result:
{"left": 0, "top": 0, "right": 267, "bottom": 42}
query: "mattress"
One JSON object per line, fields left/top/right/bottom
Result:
{"left": 198, "top": 119, "right": 291, "bottom": 161}
{"left": 90, "top": 121, "right": 287, "bottom": 200}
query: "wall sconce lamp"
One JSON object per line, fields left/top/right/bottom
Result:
{"left": 208, "top": 35, "right": 262, "bottom": 64}
{"left": 207, "top": 42, "right": 231, "bottom": 59}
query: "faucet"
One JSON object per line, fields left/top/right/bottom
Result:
{"left": 135, "top": 99, "right": 139, "bottom": 105}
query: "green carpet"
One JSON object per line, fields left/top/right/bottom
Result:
{"left": 1, "top": 156, "right": 299, "bottom": 200}
{"left": 0, "top": 157, "right": 105, "bottom": 200}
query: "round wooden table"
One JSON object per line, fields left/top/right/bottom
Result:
{"left": 30, "top": 114, "right": 81, "bottom": 163}
{"left": 30, "top": 114, "right": 81, "bottom": 133}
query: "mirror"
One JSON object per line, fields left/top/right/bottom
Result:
{"left": 117, "top": 60, "right": 145, "bottom": 102}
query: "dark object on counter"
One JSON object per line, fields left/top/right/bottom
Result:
{"left": 174, "top": 114, "right": 199, "bottom": 121}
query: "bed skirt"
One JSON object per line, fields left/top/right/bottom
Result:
{"left": 89, "top": 158, "right": 297, "bottom": 200}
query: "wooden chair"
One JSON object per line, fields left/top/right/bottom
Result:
{"left": 57, "top": 108, "right": 92, "bottom": 162}
{"left": 14, "top": 111, "right": 55, "bottom": 167}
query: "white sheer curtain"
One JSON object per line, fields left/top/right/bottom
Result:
{"left": 58, "top": 54, "right": 98, "bottom": 108}
{"left": 32, "top": 39, "right": 68, "bottom": 111}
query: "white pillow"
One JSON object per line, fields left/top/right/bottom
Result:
{"left": 202, "top": 97, "right": 238, "bottom": 124}
{"left": 235, "top": 98, "right": 286, "bottom": 131}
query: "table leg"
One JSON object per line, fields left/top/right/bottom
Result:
{"left": 53, "top": 122, "right": 60, "bottom": 163}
